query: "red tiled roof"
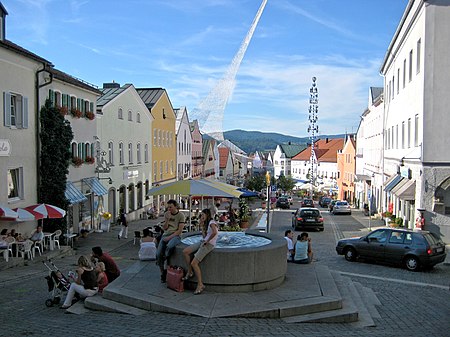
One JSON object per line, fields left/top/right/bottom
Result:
{"left": 292, "top": 138, "right": 344, "bottom": 163}
{"left": 219, "top": 147, "right": 229, "bottom": 168}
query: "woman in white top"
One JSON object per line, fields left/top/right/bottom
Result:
{"left": 138, "top": 228, "right": 156, "bottom": 261}
{"left": 182, "top": 208, "right": 218, "bottom": 294}
{"left": 294, "top": 232, "right": 313, "bottom": 264}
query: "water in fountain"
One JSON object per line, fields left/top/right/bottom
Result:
{"left": 182, "top": 231, "right": 271, "bottom": 249}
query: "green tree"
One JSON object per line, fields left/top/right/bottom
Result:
{"left": 245, "top": 175, "right": 265, "bottom": 192}
{"left": 39, "top": 99, "right": 73, "bottom": 233}
{"left": 277, "top": 175, "right": 296, "bottom": 193}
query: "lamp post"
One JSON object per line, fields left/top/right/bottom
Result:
{"left": 369, "top": 173, "right": 375, "bottom": 231}
{"left": 265, "top": 171, "right": 271, "bottom": 233}
{"left": 307, "top": 77, "right": 319, "bottom": 198}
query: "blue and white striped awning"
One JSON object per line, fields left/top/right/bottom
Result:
{"left": 384, "top": 174, "right": 404, "bottom": 193}
{"left": 82, "top": 177, "right": 108, "bottom": 196}
{"left": 65, "top": 181, "right": 88, "bottom": 205}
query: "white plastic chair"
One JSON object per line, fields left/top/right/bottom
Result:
{"left": 33, "top": 239, "right": 43, "bottom": 256}
{"left": 18, "top": 240, "right": 34, "bottom": 260}
{"left": 0, "top": 237, "right": 15, "bottom": 262}
{"left": 52, "top": 230, "right": 62, "bottom": 249}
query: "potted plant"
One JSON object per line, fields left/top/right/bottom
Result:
{"left": 59, "top": 106, "right": 68, "bottom": 115}
{"left": 238, "top": 199, "right": 251, "bottom": 228}
{"left": 85, "top": 156, "right": 95, "bottom": 164}
{"left": 85, "top": 111, "right": 95, "bottom": 120}
{"left": 70, "top": 108, "right": 83, "bottom": 118}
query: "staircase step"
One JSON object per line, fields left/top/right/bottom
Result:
{"left": 65, "top": 301, "right": 90, "bottom": 315}
{"left": 341, "top": 276, "right": 376, "bottom": 327}
{"left": 353, "top": 282, "right": 381, "bottom": 319}
{"left": 84, "top": 295, "right": 147, "bottom": 315}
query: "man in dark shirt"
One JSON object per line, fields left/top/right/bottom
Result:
{"left": 91, "top": 246, "right": 121, "bottom": 282}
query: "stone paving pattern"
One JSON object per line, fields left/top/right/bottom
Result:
{"left": 0, "top": 200, "right": 449, "bottom": 336}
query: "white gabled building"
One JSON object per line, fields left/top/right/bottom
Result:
{"left": 355, "top": 87, "right": 384, "bottom": 213}
{"left": 273, "top": 143, "right": 305, "bottom": 178}
{"left": 174, "top": 106, "right": 192, "bottom": 181}
{"left": 96, "top": 83, "right": 154, "bottom": 222}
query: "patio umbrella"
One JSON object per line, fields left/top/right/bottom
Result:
{"left": 25, "top": 203, "right": 66, "bottom": 219}
{"left": 147, "top": 179, "right": 242, "bottom": 230}
{"left": 12, "top": 207, "right": 45, "bottom": 221}
{"left": 0, "top": 205, "right": 18, "bottom": 218}
{"left": 237, "top": 188, "right": 259, "bottom": 198}
{"left": 147, "top": 179, "right": 243, "bottom": 198}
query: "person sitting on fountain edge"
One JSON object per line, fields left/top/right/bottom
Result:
{"left": 284, "top": 229, "right": 295, "bottom": 262}
{"left": 156, "top": 199, "right": 185, "bottom": 283}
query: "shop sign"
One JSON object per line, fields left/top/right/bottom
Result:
{"left": 0, "top": 139, "right": 11, "bottom": 156}
{"left": 124, "top": 170, "right": 139, "bottom": 179}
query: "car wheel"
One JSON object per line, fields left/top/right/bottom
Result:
{"left": 404, "top": 255, "right": 420, "bottom": 271}
{"left": 344, "top": 247, "right": 356, "bottom": 262}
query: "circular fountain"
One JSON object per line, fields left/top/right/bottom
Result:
{"left": 170, "top": 230, "right": 287, "bottom": 292}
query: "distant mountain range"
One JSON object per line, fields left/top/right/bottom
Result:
{"left": 222, "top": 130, "right": 347, "bottom": 154}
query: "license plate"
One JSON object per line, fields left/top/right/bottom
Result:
{"left": 436, "top": 247, "right": 444, "bottom": 253}
{"left": 306, "top": 219, "right": 315, "bottom": 222}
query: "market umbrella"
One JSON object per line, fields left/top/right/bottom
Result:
{"left": 237, "top": 188, "right": 259, "bottom": 198}
{"left": 25, "top": 203, "right": 66, "bottom": 219}
{"left": 12, "top": 207, "right": 45, "bottom": 221}
{"left": 0, "top": 205, "right": 18, "bottom": 218}
{"left": 147, "top": 179, "right": 242, "bottom": 230}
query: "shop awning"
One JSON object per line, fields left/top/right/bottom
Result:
{"left": 384, "top": 174, "right": 403, "bottom": 193}
{"left": 65, "top": 181, "right": 88, "bottom": 204}
{"left": 82, "top": 177, "right": 108, "bottom": 196}
{"left": 394, "top": 179, "right": 416, "bottom": 200}
{"left": 390, "top": 178, "right": 409, "bottom": 195}
{"left": 355, "top": 174, "right": 372, "bottom": 181}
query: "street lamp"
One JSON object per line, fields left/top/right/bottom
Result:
{"left": 369, "top": 173, "right": 375, "bottom": 231}
{"left": 265, "top": 171, "right": 271, "bottom": 233}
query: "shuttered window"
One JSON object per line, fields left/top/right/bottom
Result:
{"left": 3, "top": 92, "right": 28, "bottom": 129}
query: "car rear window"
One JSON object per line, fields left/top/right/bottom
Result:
{"left": 300, "top": 210, "right": 320, "bottom": 217}
{"left": 336, "top": 201, "right": 348, "bottom": 206}
{"left": 422, "top": 232, "right": 443, "bottom": 245}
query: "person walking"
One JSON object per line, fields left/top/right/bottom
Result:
{"left": 118, "top": 209, "right": 128, "bottom": 239}
{"left": 156, "top": 199, "right": 185, "bottom": 283}
{"left": 182, "top": 208, "right": 218, "bottom": 295}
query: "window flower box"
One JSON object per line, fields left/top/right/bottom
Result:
{"left": 59, "top": 106, "right": 68, "bottom": 115}
{"left": 72, "top": 157, "right": 83, "bottom": 167}
{"left": 85, "top": 156, "right": 95, "bottom": 164}
{"left": 85, "top": 111, "right": 95, "bottom": 120}
{"left": 70, "top": 108, "right": 83, "bottom": 118}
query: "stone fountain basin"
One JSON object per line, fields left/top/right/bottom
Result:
{"left": 170, "top": 230, "right": 287, "bottom": 292}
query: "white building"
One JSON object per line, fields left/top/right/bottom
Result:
{"left": 96, "top": 83, "right": 154, "bottom": 222}
{"left": 174, "top": 107, "right": 192, "bottom": 181}
{"left": 273, "top": 143, "right": 305, "bottom": 178}
{"left": 355, "top": 87, "right": 384, "bottom": 213}
{"left": 380, "top": 0, "right": 450, "bottom": 239}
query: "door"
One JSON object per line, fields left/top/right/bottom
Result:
{"left": 358, "top": 229, "right": 389, "bottom": 260}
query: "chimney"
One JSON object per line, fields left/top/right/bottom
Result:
{"left": 103, "top": 80, "right": 120, "bottom": 89}
{"left": 0, "top": 2, "right": 8, "bottom": 41}
{"left": 326, "top": 138, "right": 329, "bottom": 143}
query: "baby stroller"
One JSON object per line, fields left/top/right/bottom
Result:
{"left": 43, "top": 259, "right": 71, "bottom": 307}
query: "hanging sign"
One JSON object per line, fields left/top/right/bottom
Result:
{"left": 0, "top": 139, "right": 11, "bottom": 156}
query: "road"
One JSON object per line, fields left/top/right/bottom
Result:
{"left": 0, "top": 199, "right": 449, "bottom": 337}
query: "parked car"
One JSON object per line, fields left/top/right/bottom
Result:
{"left": 301, "top": 198, "right": 314, "bottom": 208}
{"left": 328, "top": 199, "right": 339, "bottom": 212}
{"left": 332, "top": 201, "right": 351, "bottom": 215}
{"left": 276, "top": 197, "right": 290, "bottom": 209}
{"left": 336, "top": 228, "right": 447, "bottom": 271}
{"left": 281, "top": 195, "right": 293, "bottom": 205}
{"left": 292, "top": 207, "right": 324, "bottom": 231}
{"left": 319, "top": 197, "right": 331, "bottom": 208}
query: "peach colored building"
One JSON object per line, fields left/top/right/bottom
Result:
{"left": 337, "top": 136, "right": 356, "bottom": 203}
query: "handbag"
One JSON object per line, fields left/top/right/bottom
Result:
{"left": 166, "top": 265, "right": 184, "bottom": 292}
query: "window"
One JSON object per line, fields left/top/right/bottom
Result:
{"left": 409, "top": 50, "right": 413, "bottom": 82}
{"left": 158, "top": 130, "right": 161, "bottom": 147}
{"left": 166, "top": 160, "right": 168, "bottom": 173}
{"left": 153, "top": 129, "right": 157, "bottom": 147}
{"left": 392, "top": 76, "right": 395, "bottom": 99}
{"left": 144, "top": 144, "right": 148, "bottom": 163}
{"left": 3, "top": 92, "right": 28, "bottom": 128}
{"left": 108, "top": 142, "right": 114, "bottom": 165}
{"left": 160, "top": 161, "right": 163, "bottom": 180}
{"left": 395, "top": 124, "right": 398, "bottom": 149}
{"left": 71, "top": 142, "right": 78, "bottom": 158}
{"left": 128, "top": 142, "right": 133, "bottom": 164}
{"left": 403, "top": 59, "right": 406, "bottom": 88}
{"left": 7, "top": 167, "right": 23, "bottom": 200}
{"left": 416, "top": 39, "right": 421, "bottom": 74}
{"left": 153, "top": 161, "right": 157, "bottom": 181}
{"left": 118, "top": 108, "right": 123, "bottom": 119}
{"left": 414, "top": 114, "right": 419, "bottom": 147}
{"left": 397, "top": 69, "right": 400, "bottom": 94}
{"left": 128, "top": 110, "right": 132, "bottom": 121}
{"left": 407, "top": 118, "right": 411, "bottom": 148}
{"left": 402, "top": 122, "right": 405, "bottom": 149}
{"left": 119, "top": 142, "right": 124, "bottom": 165}
{"left": 137, "top": 113, "right": 141, "bottom": 123}
{"left": 137, "top": 143, "right": 141, "bottom": 164}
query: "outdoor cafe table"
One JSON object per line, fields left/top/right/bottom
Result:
{"left": 43, "top": 232, "right": 55, "bottom": 251}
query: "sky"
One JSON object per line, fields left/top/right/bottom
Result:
{"left": 2, "top": 0, "right": 407, "bottom": 138}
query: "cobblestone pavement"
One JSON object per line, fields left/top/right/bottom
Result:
{"left": 0, "top": 200, "right": 449, "bottom": 336}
